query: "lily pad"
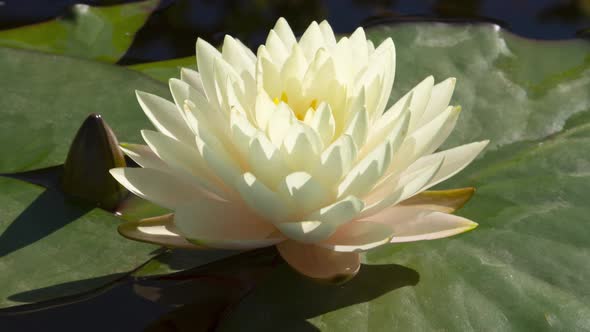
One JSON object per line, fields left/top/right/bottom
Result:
{"left": 0, "top": 47, "right": 167, "bottom": 173}
{"left": 0, "top": 177, "right": 157, "bottom": 308}
{"left": 0, "top": 46, "right": 170, "bottom": 307}
{"left": 215, "top": 23, "right": 590, "bottom": 331}
{"left": 0, "top": 0, "right": 159, "bottom": 62}
{"left": 128, "top": 56, "right": 195, "bottom": 82}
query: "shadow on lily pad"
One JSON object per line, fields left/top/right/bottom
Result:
{"left": 146, "top": 262, "right": 420, "bottom": 332}
{"left": 0, "top": 245, "right": 418, "bottom": 332}
{"left": 0, "top": 277, "right": 170, "bottom": 331}
{"left": 6, "top": 273, "right": 128, "bottom": 306}
{"left": 0, "top": 187, "right": 92, "bottom": 258}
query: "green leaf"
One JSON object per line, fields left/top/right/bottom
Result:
{"left": 0, "top": 47, "right": 166, "bottom": 173}
{"left": 0, "top": 0, "right": 159, "bottom": 62}
{"left": 216, "top": 23, "right": 590, "bottom": 331}
{"left": 0, "top": 46, "right": 170, "bottom": 308}
{"left": 0, "top": 46, "right": 240, "bottom": 308}
{"left": 128, "top": 56, "right": 195, "bottom": 82}
{"left": 0, "top": 178, "right": 157, "bottom": 308}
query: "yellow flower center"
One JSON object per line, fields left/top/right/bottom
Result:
{"left": 273, "top": 91, "right": 289, "bottom": 105}
{"left": 273, "top": 92, "right": 319, "bottom": 120}
{"left": 309, "top": 99, "right": 318, "bottom": 110}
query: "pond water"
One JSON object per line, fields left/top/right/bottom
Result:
{"left": 1, "top": 0, "right": 589, "bottom": 64}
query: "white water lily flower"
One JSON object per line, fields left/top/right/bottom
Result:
{"left": 111, "top": 18, "right": 488, "bottom": 281}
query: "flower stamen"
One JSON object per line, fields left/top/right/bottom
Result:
{"left": 309, "top": 99, "right": 318, "bottom": 110}
{"left": 273, "top": 91, "right": 289, "bottom": 105}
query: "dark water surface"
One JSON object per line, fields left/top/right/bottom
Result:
{"left": 1, "top": 0, "right": 589, "bottom": 64}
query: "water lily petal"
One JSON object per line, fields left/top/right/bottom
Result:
{"left": 340, "top": 88, "right": 365, "bottom": 133}
{"left": 229, "top": 108, "right": 257, "bottom": 162}
{"left": 174, "top": 200, "right": 283, "bottom": 250}
{"left": 118, "top": 213, "right": 200, "bottom": 249}
{"left": 212, "top": 57, "right": 244, "bottom": 112}
{"left": 256, "top": 49, "right": 282, "bottom": 100}
{"left": 277, "top": 172, "right": 332, "bottom": 216}
{"left": 302, "top": 48, "right": 330, "bottom": 91}
{"left": 253, "top": 88, "right": 276, "bottom": 129}
{"left": 348, "top": 27, "right": 369, "bottom": 77}
{"left": 193, "top": 133, "right": 242, "bottom": 194}
{"left": 214, "top": 64, "right": 244, "bottom": 114}
{"left": 222, "top": 35, "right": 256, "bottom": 77}
{"left": 235, "top": 172, "right": 290, "bottom": 224}
{"left": 196, "top": 38, "right": 223, "bottom": 107}
{"left": 276, "top": 221, "right": 326, "bottom": 243}
{"left": 362, "top": 206, "right": 478, "bottom": 243}
{"left": 418, "top": 77, "right": 456, "bottom": 127}
{"left": 309, "top": 102, "right": 336, "bottom": 146}
{"left": 332, "top": 37, "right": 352, "bottom": 82}
{"left": 169, "top": 78, "right": 219, "bottom": 132}
{"left": 307, "top": 195, "right": 365, "bottom": 225}
{"left": 337, "top": 135, "right": 392, "bottom": 199}
{"left": 343, "top": 107, "right": 369, "bottom": 149}
{"left": 372, "top": 38, "right": 396, "bottom": 116}
{"left": 277, "top": 241, "right": 360, "bottom": 281}
{"left": 363, "top": 75, "right": 383, "bottom": 122}
{"left": 407, "top": 75, "right": 434, "bottom": 132}
{"left": 391, "top": 105, "right": 460, "bottom": 172}
{"left": 399, "top": 187, "right": 476, "bottom": 213}
{"left": 180, "top": 67, "right": 205, "bottom": 95}
{"left": 169, "top": 78, "right": 195, "bottom": 109}
{"left": 280, "top": 43, "right": 307, "bottom": 84}
{"left": 319, "top": 20, "right": 337, "bottom": 48}
{"left": 141, "top": 130, "right": 223, "bottom": 196}
{"left": 409, "top": 140, "right": 489, "bottom": 191}
{"left": 303, "top": 56, "right": 346, "bottom": 116}
{"left": 266, "top": 102, "right": 296, "bottom": 146}
{"left": 360, "top": 156, "right": 443, "bottom": 218}
{"left": 367, "top": 39, "right": 375, "bottom": 53}
{"left": 135, "top": 90, "right": 194, "bottom": 143}
{"left": 363, "top": 92, "right": 411, "bottom": 159}
{"left": 281, "top": 122, "right": 323, "bottom": 171}
{"left": 299, "top": 21, "right": 325, "bottom": 60}
{"left": 419, "top": 106, "right": 461, "bottom": 154}
{"left": 318, "top": 220, "right": 394, "bottom": 252}
{"left": 276, "top": 195, "right": 364, "bottom": 243}
{"left": 272, "top": 17, "right": 297, "bottom": 51}
{"left": 265, "top": 30, "right": 289, "bottom": 66}
{"left": 312, "top": 134, "right": 357, "bottom": 186}
{"left": 119, "top": 143, "right": 168, "bottom": 170}
{"left": 358, "top": 104, "right": 410, "bottom": 162}
{"left": 110, "top": 167, "right": 208, "bottom": 210}
{"left": 248, "top": 133, "right": 289, "bottom": 189}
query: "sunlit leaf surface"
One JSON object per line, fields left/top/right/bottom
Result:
{"left": 0, "top": 0, "right": 158, "bottom": 62}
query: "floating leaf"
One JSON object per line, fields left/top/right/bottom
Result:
{"left": 0, "top": 47, "right": 167, "bottom": 308}
{"left": 0, "top": 0, "right": 159, "bottom": 62}
{"left": 128, "top": 56, "right": 195, "bottom": 82}
{"left": 0, "top": 46, "right": 240, "bottom": 308}
{"left": 0, "top": 47, "right": 163, "bottom": 174}
{"left": 0, "top": 177, "right": 157, "bottom": 308}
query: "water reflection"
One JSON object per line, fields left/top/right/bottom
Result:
{"left": 0, "top": 248, "right": 418, "bottom": 331}
{"left": 538, "top": 0, "right": 590, "bottom": 23}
